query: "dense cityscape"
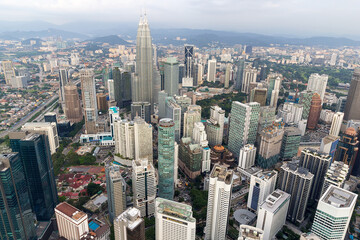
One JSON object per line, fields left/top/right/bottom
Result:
{"left": 1, "top": 7, "right": 360, "bottom": 240}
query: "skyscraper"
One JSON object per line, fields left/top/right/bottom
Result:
{"left": 132, "top": 158, "right": 156, "bottom": 217}
{"left": 183, "top": 106, "right": 201, "bottom": 138}
{"left": 280, "top": 127, "right": 301, "bottom": 159}
{"left": 299, "top": 90, "right": 314, "bottom": 120}
{"left": 152, "top": 66, "right": 161, "bottom": 104}
{"left": 344, "top": 68, "right": 360, "bottom": 120}
{"left": 114, "top": 119, "right": 135, "bottom": 159}
{"left": 228, "top": 102, "right": 260, "bottom": 157}
{"left": 306, "top": 73, "right": 328, "bottom": 101}
{"left": 204, "top": 165, "right": 233, "bottom": 240}
{"left": 247, "top": 171, "right": 277, "bottom": 212}
{"left": 206, "top": 106, "right": 225, "bottom": 146}
{"left": 311, "top": 186, "right": 357, "bottom": 240}
{"left": 2, "top": 60, "right": 15, "bottom": 85}
{"left": 300, "top": 148, "right": 332, "bottom": 202}
{"left": 134, "top": 116, "right": 153, "bottom": 161}
{"left": 184, "top": 45, "right": 194, "bottom": 79}
{"left": 59, "top": 68, "right": 69, "bottom": 108}
{"left": 277, "top": 162, "right": 313, "bottom": 223}
{"left": 178, "top": 137, "right": 202, "bottom": 179}
{"left": 114, "top": 207, "right": 145, "bottom": 240}
{"left": 336, "top": 96, "right": 347, "bottom": 113}
{"left": 155, "top": 198, "right": 196, "bottom": 240}
{"left": 320, "top": 161, "right": 349, "bottom": 197}
{"left": 235, "top": 58, "right": 245, "bottom": 91}
{"left": 241, "top": 66, "right": 257, "bottom": 94}
{"left": 9, "top": 133, "right": 58, "bottom": 221}
{"left": 238, "top": 144, "right": 257, "bottom": 169}
{"left": 80, "top": 68, "right": 98, "bottom": 134}
{"left": 256, "top": 189, "right": 290, "bottom": 240}
{"left": 64, "top": 83, "right": 83, "bottom": 123}
{"left": 329, "top": 112, "right": 344, "bottom": 137}
{"left": 135, "top": 14, "right": 153, "bottom": 106}
{"left": 113, "top": 67, "right": 132, "bottom": 108}
{"left": 224, "top": 63, "right": 231, "bottom": 88}
{"left": 164, "top": 57, "right": 179, "bottom": 96}
{"left": 106, "top": 165, "right": 126, "bottom": 222}
{"left": 55, "top": 202, "right": 89, "bottom": 240}
{"left": 165, "top": 97, "right": 181, "bottom": 142}
{"left": 307, "top": 93, "right": 322, "bottom": 130}
{"left": 131, "top": 101, "right": 151, "bottom": 123}
{"left": 207, "top": 59, "right": 217, "bottom": 82}
{"left": 158, "top": 118, "right": 175, "bottom": 200}
{"left": 0, "top": 153, "right": 37, "bottom": 240}
{"left": 250, "top": 87, "right": 267, "bottom": 106}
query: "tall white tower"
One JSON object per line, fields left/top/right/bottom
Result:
{"left": 329, "top": 112, "right": 344, "bottom": 137}
{"left": 207, "top": 59, "right": 217, "bottom": 82}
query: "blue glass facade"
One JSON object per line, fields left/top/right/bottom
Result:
{"left": 10, "top": 133, "right": 58, "bottom": 221}
{"left": 0, "top": 153, "right": 36, "bottom": 239}
{"left": 158, "top": 118, "right": 175, "bottom": 200}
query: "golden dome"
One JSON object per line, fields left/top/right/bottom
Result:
{"left": 213, "top": 145, "right": 225, "bottom": 152}
{"left": 345, "top": 127, "right": 357, "bottom": 136}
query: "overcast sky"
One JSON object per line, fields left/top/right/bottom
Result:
{"left": 0, "top": 0, "right": 359, "bottom": 37}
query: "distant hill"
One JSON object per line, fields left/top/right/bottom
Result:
{"left": 87, "top": 35, "right": 131, "bottom": 45}
{"left": 0, "top": 28, "right": 88, "bottom": 40}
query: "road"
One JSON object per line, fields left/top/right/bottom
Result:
{"left": 0, "top": 94, "right": 59, "bottom": 139}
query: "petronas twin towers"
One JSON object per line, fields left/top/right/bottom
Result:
{"left": 133, "top": 14, "right": 154, "bottom": 106}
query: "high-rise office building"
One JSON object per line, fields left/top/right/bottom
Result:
{"left": 158, "top": 119, "right": 175, "bottom": 200}
{"left": 165, "top": 97, "right": 181, "bottom": 142}
{"left": 277, "top": 162, "right": 313, "bottom": 223}
{"left": 300, "top": 148, "right": 332, "bottom": 202}
{"left": 0, "top": 153, "right": 37, "bottom": 240}
{"left": 206, "top": 106, "right": 225, "bottom": 146}
{"left": 238, "top": 225, "right": 264, "bottom": 240}
{"left": 153, "top": 66, "right": 161, "bottom": 104}
{"left": 256, "top": 189, "right": 290, "bottom": 240}
{"left": 204, "top": 165, "right": 233, "bottom": 240}
{"left": 131, "top": 101, "right": 151, "bottom": 123}
{"left": 333, "top": 127, "right": 359, "bottom": 175}
{"left": 106, "top": 165, "right": 127, "bottom": 222}
{"left": 224, "top": 63, "right": 231, "bottom": 88}
{"left": 96, "top": 92, "right": 108, "bottom": 112}
{"left": 228, "top": 102, "right": 260, "bottom": 157}
{"left": 250, "top": 87, "right": 267, "bottom": 106}
{"left": 235, "top": 58, "right": 245, "bottom": 90}
{"left": 179, "top": 137, "right": 202, "bottom": 179}
{"left": 113, "top": 67, "right": 132, "bottom": 108}
{"left": 247, "top": 171, "right": 277, "bottom": 211}
{"left": 64, "top": 83, "right": 83, "bottom": 123}
{"left": 183, "top": 106, "right": 201, "bottom": 138}
{"left": 164, "top": 57, "right": 179, "bottom": 96}
{"left": 134, "top": 116, "right": 153, "bottom": 161}
{"left": 280, "top": 127, "right": 301, "bottom": 159}
{"left": 320, "top": 134, "right": 340, "bottom": 159}
{"left": 311, "top": 186, "right": 357, "bottom": 240}
{"left": 132, "top": 158, "right": 156, "bottom": 217}
{"left": 55, "top": 202, "right": 89, "bottom": 240}
{"left": 184, "top": 45, "right": 194, "bottom": 78}
{"left": 114, "top": 207, "right": 145, "bottom": 240}
{"left": 22, "top": 122, "right": 60, "bottom": 154}
{"left": 336, "top": 96, "right": 347, "bottom": 113}
{"left": 329, "top": 112, "right": 344, "bottom": 137}
{"left": 108, "top": 79, "right": 115, "bottom": 100}
{"left": 306, "top": 73, "right": 328, "bottom": 102}
{"left": 299, "top": 90, "right": 313, "bottom": 120}
{"left": 241, "top": 66, "right": 257, "bottom": 94}
{"left": 155, "top": 198, "right": 196, "bottom": 240}
{"left": 80, "top": 68, "right": 98, "bottom": 134}
{"left": 307, "top": 93, "right": 322, "bottom": 130}
{"left": 238, "top": 144, "right": 257, "bottom": 169}
{"left": 257, "top": 122, "right": 285, "bottom": 169}
{"left": 192, "top": 122, "right": 211, "bottom": 172}
{"left": 9, "top": 132, "right": 58, "bottom": 221}
{"left": 278, "top": 102, "right": 303, "bottom": 124}
{"left": 59, "top": 68, "right": 69, "bottom": 107}
{"left": 207, "top": 59, "right": 217, "bottom": 82}
{"left": 320, "top": 161, "right": 349, "bottom": 197}
{"left": 135, "top": 14, "right": 153, "bottom": 106}
{"left": 114, "top": 119, "right": 135, "bottom": 159}
{"left": 2, "top": 60, "right": 15, "bottom": 85}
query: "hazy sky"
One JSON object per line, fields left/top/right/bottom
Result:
{"left": 0, "top": 0, "right": 359, "bottom": 37}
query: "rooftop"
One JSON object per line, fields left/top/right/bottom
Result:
{"left": 157, "top": 198, "right": 195, "bottom": 222}
{"left": 115, "top": 207, "right": 143, "bottom": 231}
{"left": 260, "top": 189, "right": 290, "bottom": 213}
{"left": 55, "top": 202, "right": 87, "bottom": 221}
{"left": 210, "top": 164, "right": 233, "bottom": 184}
{"left": 234, "top": 209, "right": 256, "bottom": 225}
{"left": 321, "top": 185, "right": 357, "bottom": 208}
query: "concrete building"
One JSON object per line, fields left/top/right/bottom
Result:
{"left": 235, "top": 58, "right": 245, "bottom": 91}
{"left": 55, "top": 202, "right": 89, "bottom": 240}
{"left": 106, "top": 165, "right": 126, "bottom": 222}
{"left": 307, "top": 93, "right": 322, "bottom": 130}
{"left": 108, "top": 79, "right": 115, "bottom": 100}
{"left": 344, "top": 68, "right": 360, "bottom": 121}
{"left": 134, "top": 116, "right": 153, "bottom": 161}
{"left": 192, "top": 122, "right": 211, "bottom": 172}
{"left": 329, "top": 112, "right": 344, "bottom": 137}
{"left": 300, "top": 148, "right": 332, "bottom": 202}
{"left": 320, "top": 134, "right": 340, "bottom": 159}
{"left": 306, "top": 73, "right": 328, "bottom": 101}
{"left": 132, "top": 158, "right": 157, "bottom": 217}
{"left": 242, "top": 66, "right": 257, "bottom": 94}
{"left": 269, "top": 76, "right": 281, "bottom": 108}
{"left": 225, "top": 63, "right": 231, "bottom": 88}
{"left": 59, "top": 68, "right": 69, "bottom": 106}
{"left": 207, "top": 59, "right": 217, "bottom": 82}
{"left": 131, "top": 102, "right": 151, "bottom": 123}
{"left": 250, "top": 87, "right": 267, "bottom": 106}
{"left": 336, "top": 96, "right": 347, "bottom": 113}
{"left": 96, "top": 92, "right": 108, "bottom": 112}
{"left": 164, "top": 57, "right": 179, "bottom": 96}
{"left": 21, "top": 122, "right": 59, "bottom": 154}
{"left": 165, "top": 97, "right": 182, "bottom": 142}
{"left": 204, "top": 165, "right": 233, "bottom": 240}
{"left": 257, "top": 122, "right": 285, "bottom": 169}
{"left": 155, "top": 198, "right": 196, "bottom": 240}
{"left": 11, "top": 75, "right": 28, "bottom": 88}
{"left": 238, "top": 225, "right": 264, "bottom": 240}
{"left": 178, "top": 137, "right": 202, "bottom": 179}
{"left": 311, "top": 186, "right": 357, "bottom": 240}
{"left": 2, "top": 60, "right": 16, "bottom": 85}
{"left": 280, "top": 127, "right": 302, "bottom": 159}
{"left": 228, "top": 102, "right": 260, "bottom": 157}
{"left": 278, "top": 102, "right": 303, "bottom": 124}
{"left": 320, "top": 161, "right": 349, "bottom": 197}
{"left": 247, "top": 171, "right": 277, "bottom": 212}
{"left": 206, "top": 106, "right": 225, "bottom": 146}
{"left": 256, "top": 190, "right": 290, "bottom": 240}
{"left": 114, "top": 119, "right": 135, "bottom": 159}
{"left": 80, "top": 68, "right": 98, "bottom": 134}
{"left": 277, "top": 162, "right": 314, "bottom": 223}
{"left": 64, "top": 83, "right": 83, "bottom": 123}
{"left": 238, "top": 144, "right": 257, "bottom": 169}
{"left": 183, "top": 106, "right": 201, "bottom": 138}
{"left": 299, "top": 90, "right": 314, "bottom": 120}
{"left": 114, "top": 207, "right": 145, "bottom": 240}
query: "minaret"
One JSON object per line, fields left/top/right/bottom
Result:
{"left": 135, "top": 13, "right": 153, "bottom": 107}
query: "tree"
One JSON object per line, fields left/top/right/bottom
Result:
{"left": 86, "top": 183, "right": 103, "bottom": 196}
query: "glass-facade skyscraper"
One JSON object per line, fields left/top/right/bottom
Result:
{"left": 158, "top": 118, "right": 175, "bottom": 200}
{"left": 0, "top": 153, "right": 37, "bottom": 239}
{"left": 10, "top": 133, "right": 58, "bottom": 221}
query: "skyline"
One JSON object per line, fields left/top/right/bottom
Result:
{"left": 0, "top": 0, "right": 359, "bottom": 39}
